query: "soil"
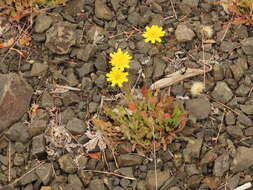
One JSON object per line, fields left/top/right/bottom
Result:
{"left": 0, "top": 0, "right": 253, "bottom": 190}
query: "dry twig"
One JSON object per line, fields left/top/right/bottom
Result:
{"left": 83, "top": 169, "right": 136, "bottom": 181}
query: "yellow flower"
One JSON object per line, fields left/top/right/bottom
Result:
{"left": 109, "top": 48, "right": 132, "bottom": 70}
{"left": 142, "top": 25, "right": 165, "bottom": 44}
{"left": 106, "top": 67, "right": 128, "bottom": 87}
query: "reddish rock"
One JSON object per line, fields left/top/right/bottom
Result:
{"left": 0, "top": 73, "right": 33, "bottom": 132}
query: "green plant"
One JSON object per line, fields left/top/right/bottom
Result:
{"left": 95, "top": 87, "right": 187, "bottom": 153}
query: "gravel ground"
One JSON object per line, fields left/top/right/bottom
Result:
{"left": 0, "top": 0, "right": 253, "bottom": 190}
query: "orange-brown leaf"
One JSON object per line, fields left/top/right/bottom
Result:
{"left": 87, "top": 152, "right": 101, "bottom": 160}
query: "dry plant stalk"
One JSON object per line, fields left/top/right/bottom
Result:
{"left": 151, "top": 65, "right": 212, "bottom": 90}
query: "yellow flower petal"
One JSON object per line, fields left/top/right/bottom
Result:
{"left": 109, "top": 48, "right": 132, "bottom": 70}
{"left": 142, "top": 25, "right": 165, "bottom": 44}
{"left": 106, "top": 68, "right": 128, "bottom": 87}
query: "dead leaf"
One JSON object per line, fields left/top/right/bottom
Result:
{"left": 18, "top": 32, "right": 32, "bottom": 46}
{"left": 0, "top": 38, "right": 14, "bottom": 48}
{"left": 87, "top": 152, "right": 101, "bottom": 160}
{"left": 202, "top": 177, "right": 221, "bottom": 190}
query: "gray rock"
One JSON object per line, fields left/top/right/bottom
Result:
{"left": 227, "top": 174, "right": 240, "bottom": 190}
{"left": 15, "top": 142, "right": 26, "bottom": 153}
{"left": 211, "top": 82, "right": 233, "bottom": 103}
{"left": 240, "top": 105, "right": 253, "bottom": 115}
{"left": 238, "top": 113, "right": 252, "bottom": 127}
{"left": 0, "top": 73, "right": 33, "bottom": 132}
{"left": 95, "top": 0, "right": 114, "bottom": 20}
{"left": 28, "top": 119, "right": 47, "bottom": 137}
{"left": 88, "top": 102, "right": 99, "bottom": 113}
{"left": 23, "top": 184, "right": 33, "bottom": 190}
{"left": 32, "top": 33, "right": 46, "bottom": 42}
{"left": 241, "top": 37, "right": 253, "bottom": 55}
{"left": 235, "top": 84, "right": 251, "bottom": 96}
{"left": 45, "top": 22, "right": 77, "bottom": 54}
{"left": 152, "top": 57, "right": 166, "bottom": 80}
{"left": 185, "top": 98, "right": 211, "bottom": 120}
{"left": 111, "top": 0, "right": 120, "bottom": 11}
{"left": 128, "top": 12, "right": 141, "bottom": 26}
{"left": 89, "top": 179, "right": 105, "bottom": 190}
{"left": 150, "top": 14, "right": 164, "bottom": 26}
{"left": 30, "top": 61, "right": 48, "bottom": 77}
{"left": 34, "top": 14, "right": 53, "bottom": 33}
{"left": 66, "top": 118, "right": 86, "bottom": 135}
{"left": 41, "top": 92, "right": 54, "bottom": 108}
{"left": 137, "top": 180, "right": 147, "bottom": 190}
{"left": 87, "top": 25, "right": 104, "bottom": 43}
{"left": 220, "top": 41, "right": 239, "bottom": 52}
{"left": 117, "top": 154, "right": 143, "bottom": 167}
{"left": 58, "top": 154, "right": 77, "bottom": 174}
{"left": 113, "top": 186, "right": 124, "bottom": 190}
{"left": 13, "top": 153, "right": 25, "bottom": 166}
{"left": 32, "top": 134, "right": 46, "bottom": 158}
{"left": 62, "top": 0, "right": 84, "bottom": 19}
{"left": 212, "top": 64, "right": 224, "bottom": 81}
{"left": 61, "top": 108, "right": 75, "bottom": 124}
{"left": 0, "top": 155, "right": 8, "bottom": 165}
{"left": 20, "top": 171, "right": 37, "bottom": 186}
{"left": 77, "top": 62, "right": 94, "bottom": 78}
{"left": 81, "top": 77, "right": 93, "bottom": 90}
{"left": 225, "top": 111, "right": 236, "bottom": 125}
{"left": 136, "top": 40, "right": 151, "bottom": 54}
{"left": 182, "top": 0, "right": 199, "bottom": 6}
{"left": 5, "top": 123, "right": 30, "bottom": 143}
{"left": 244, "top": 127, "right": 253, "bottom": 136}
{"left": 95, "top": 75, "right": 106, "bottom": 88}
{"left": 151, "top": 2, "right": 163, "bottom": 13}
{"left": 129, "top": 60, "right": 142, "bottom": 75}
{"left": 146, "top": 169, "right": 171, "bottom": 190}
{"left": 66, "top": 70, "right": 79, "bottom": 87}
{"left": 183, "top": 134, "right": 203, "bottom": 162}
{"left": 175, "top": 24, "right": 195, "bottom": 42}
{"left": 231, "top": 146, "right": 253, "bottom": 172}
{"left": 120, "top": 178, "right": 130, "bottom": 188}
{"left": 199, "top": 150, "right": 218, "bottom": 165}
{"left": 36, "top": 163, "right": 53, "bottom": 185}
{"left": 230, "top": 63, "right": 244, "bottom": 81}
{"left": 62, "top": 91, "right": 80, "bottom": 106}
{"left": 185, "top": 164, "right": 201, "bottom": 176}
{"left": 227, "top": 125, "right": 244, "bottom": 138}
{"left": 117, "top": 167, "right": 134, "bottom": 178}
{"left": 95, "top": 54, "right": 108, "bottom": 71}
{"left": 213, "top": 153, "right": 230, "bottom": 176}
{"left": 68, "top": 174, "right": 83, "bottom": 189}
{"left": 76, "top": 44, "right": 96, "bottom": 61}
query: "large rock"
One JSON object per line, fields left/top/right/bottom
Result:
{"left": 5, "top": 123, "right": 30, "bottom": 143}
{"left": 185, "top": 98, "right": 211, "bottom": 120}
{"left": 175, "top": 24, "right": 195, "bottom": 42}
{"left": 211, "top": 82, "right": 233, "bottom": 103}
{"left": 45, "top": 22, "right": 77, "bottom": 54}
{"left": 34, "top": 14, "right": 53, "bottom": 33}
{"left": 58, "top": 154, "right": 77, "bottom": 174}
{"left": 231, "top": 146, "right": 253, "bottom": 172}
{"left": 36, "top": 163, "right": 53, "bottom": 185}
{"left": 117, "top": 154, "right": 144, "bottom": 167}
{"left": 146, "top": 169, "right": 171, "bottom": 190}
{"left": 0, "top": 73, "right": 33, "bottom": 132}
{"left": 95, "top": 0, "right": 114, "bottom": 20}
{"left": 241, "top": 37, "right": 253, "bottom": 55}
